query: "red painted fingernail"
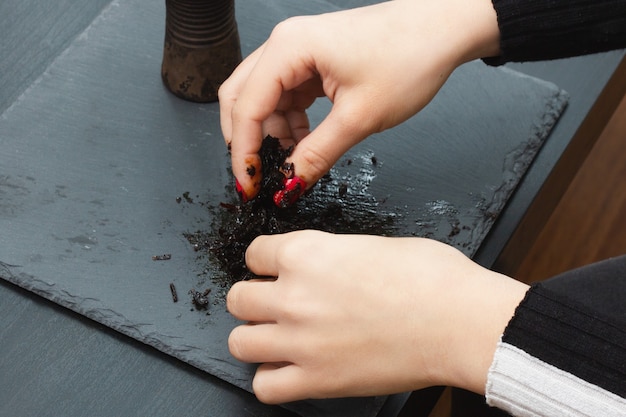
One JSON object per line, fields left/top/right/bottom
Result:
{"left": 235, "top": 178, "right": 249, "bottom": 203}
{"left": 273, "top": 176, "right": 307, "bottom": 208}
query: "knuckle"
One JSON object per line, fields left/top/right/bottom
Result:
{"left": 217, "top": 78, "right": 232, "bottom": 102}
{"left": 274, "top": 231, "right": 317, "bottom": 265}
{"left": 252, "top": 378, "right": 277, "bottom": 404}
{"left": 227, "top": 327, "right": 246, "bottom": 360}
{"left": 276, "top": 296, "right": 302, "bottom": 323}
{"left": 296, "top": 146, "right": 333, "bottom": 181}
{"left": 225, "top": 282, "right": 242, "bottom": 316}
{"left": 228, "top": 324, "right": 254, "bottom": 362}
{"left": 229, "top": 99, "right": 249, "bottom": 124}
{"left": 270, "top": 16, "right": 308, "bottom": 40}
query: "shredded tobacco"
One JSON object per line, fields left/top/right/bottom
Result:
{"left": 184, "top": 135, "right": 395, "bottom": 288}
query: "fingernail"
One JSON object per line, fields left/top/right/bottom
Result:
{"left": 273, "top": 176, "right": 307, "bottom": 208}
{"left": 235, "top": 178, "right": 249, "bottom": 203}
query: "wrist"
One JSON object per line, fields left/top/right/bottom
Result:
{"left": 438, "top": 268, "right": 528, "bottom": 393}
{"left": 391, "top": 0, "right": 501, "bottom": 73}
{"left": 445, "top": 0, "right": 501, "bottom": 65}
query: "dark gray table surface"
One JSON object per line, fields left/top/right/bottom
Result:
{"left": 1, "top": 1, "right": 624, "bottom": 416}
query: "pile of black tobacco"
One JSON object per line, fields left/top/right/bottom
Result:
{"left": 185, "top": 135, "right": 397, "bottom": 288}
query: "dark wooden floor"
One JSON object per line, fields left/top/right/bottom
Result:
{"left": 515, "top": 93, "right": 626, "bottom": 283}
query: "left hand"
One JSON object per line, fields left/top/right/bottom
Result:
{"left": 227, "top": 230, "right": 528, "bottom": 404}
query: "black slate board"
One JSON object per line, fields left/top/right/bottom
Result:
{"left": 0, "top": 0, "right": 567, "bottom": 416}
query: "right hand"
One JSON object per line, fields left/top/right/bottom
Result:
{"left": 219, "top": 0, "right": 500, "bottom": 201}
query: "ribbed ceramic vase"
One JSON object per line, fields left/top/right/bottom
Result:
{"left": 161, "top": 0, "right": 242, "bottom": 102}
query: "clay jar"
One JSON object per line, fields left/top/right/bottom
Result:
{"left": 161, "top": 0, "right": 242, "bottom": 102}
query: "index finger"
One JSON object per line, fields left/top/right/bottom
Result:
{"left": 226, "top": 21, "right": 318, "bottom": 200}
{"left": 219, "top": 46, "right": 266, "bottom": 200}
{"left": 219, "top": 44, "right": 265, "bottom": 146}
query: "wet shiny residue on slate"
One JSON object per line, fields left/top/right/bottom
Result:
{"left": 184, "top": 135, "right": 397, "bottom": 290}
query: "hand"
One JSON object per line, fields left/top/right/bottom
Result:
{"left": 219, "top": 0, "right": 500, "bottom": 202}
{"left": 227, "top": 230, "right": 528, "bottom": 404}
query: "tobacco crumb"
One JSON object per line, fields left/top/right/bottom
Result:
{"left": 170, "top": 283, "right": 178, "bottom": 302}
{"left": 338, "top": 183, "right": 348, "bottom": 198}
{"left": 182, "top": 191, "right": 193, "bottom": 203}
{"left": 280, "top": 162, "right": 294, "bottom": 178}
{"left": 189, "top": 288, "right": 211, "bottom": 310}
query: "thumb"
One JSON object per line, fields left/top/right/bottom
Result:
{"left": 274, "top": 108, "right": 371, "bottom": 207}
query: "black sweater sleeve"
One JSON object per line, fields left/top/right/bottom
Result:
{"left": 485, "top": 0, "right": 626, "bottom": 65}
{"left": 504, "top": 282, "right": 626, "bottom": 397}
{"left": 486, "top": 281, "right": 626, "bottom": 415}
